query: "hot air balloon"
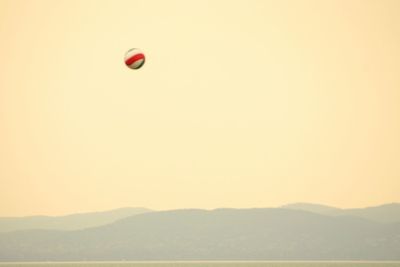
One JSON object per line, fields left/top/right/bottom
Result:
{"left": 124, "top": 48, "right": 145, "bottom": 69}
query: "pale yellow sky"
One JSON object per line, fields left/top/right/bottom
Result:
{"left": 0, "top": 0, "right": 399, "bottom": 216}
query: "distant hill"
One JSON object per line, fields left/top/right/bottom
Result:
{"left": 0, "top": 208, "right": 399, "bottom": 261}
{"left": 345, "top": 203, "right": 400, "bottom": 223}
{"left": 0, "top": 207, "right": 152, "bottom": 232}
{"left": 282, "top": 203, "right": 400, "bottom": 223}
{"left": 281, "top": 203, "right": 342, "bottom": 216}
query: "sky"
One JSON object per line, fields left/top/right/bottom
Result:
{"left": 0, "top": 0, "right": 399, "bottom": 216}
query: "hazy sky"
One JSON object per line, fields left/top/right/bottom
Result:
{"left": 1, "top": 0, "right": 399, "bottom": 216}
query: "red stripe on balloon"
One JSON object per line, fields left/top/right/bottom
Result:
{"left": 125, "top": 53, "right": 145, "bottom": 66}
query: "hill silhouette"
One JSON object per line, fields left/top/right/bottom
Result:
{"left": 0, "top": 207, "right": 151, "bottom": 232}
{"left": 0, "top": 207, "right": 399, "bottom": 261}
{"left": 282, "top": 202, "right": 400, "bottom": 223}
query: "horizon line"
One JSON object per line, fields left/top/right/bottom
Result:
{"left": 1, "top": 202, "right": 399, "bottom": 218}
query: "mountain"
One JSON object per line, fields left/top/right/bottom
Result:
{"left": 0, "top": 208, "right": 399, "bottom": 261}
{"left": 282, "top": 203, "right": 342, "bottom": 216}
{"left": 282, "top": 203, "right": 400, "bottom": 223}
{"left": 0, "top": 207, "right": 152, "bottom": 232}
{"left": 345, "top": 203, "right": 400, "bottom": 223}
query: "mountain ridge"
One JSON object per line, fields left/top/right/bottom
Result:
{"left": 282, "top": 202, "right": 400, "bottom": 223}
{"left": 1, "top": 207, "right": 399, "bottom": 261}
{"left": 0, "top": 207, "right": 152, "bottom": 232}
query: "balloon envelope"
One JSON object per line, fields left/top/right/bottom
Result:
{"left": 125, "top": 48, "right": 145, "bottom": 69}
